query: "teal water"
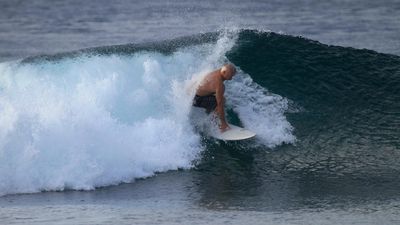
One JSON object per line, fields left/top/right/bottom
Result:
{"left": 1, "top": 0, "right": 400, "bottom": 223}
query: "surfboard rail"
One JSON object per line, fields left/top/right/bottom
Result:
{"left": 211, "top": 124, "right": 256, "bottom": 141}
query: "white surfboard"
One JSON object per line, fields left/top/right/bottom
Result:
{"left": 211, "top": 124, "right": 256, "bottom": 141}
{"left": 189, "top": 107, "right": 255, "bottom": 141}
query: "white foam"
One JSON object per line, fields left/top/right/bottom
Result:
{"left": 0, "top": 33, "right": 295, "bottom": 196}
{"left": 226, "top": 72, "right": 296, "bottom": 147}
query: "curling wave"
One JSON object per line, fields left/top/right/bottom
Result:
{"left": 0, "top": 30, "right": 295, "bottom": 196}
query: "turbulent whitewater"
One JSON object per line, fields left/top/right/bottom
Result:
{"left": 0, "top": 31, "right": 295, "bottom": 196}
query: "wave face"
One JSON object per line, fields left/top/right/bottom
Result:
{"left": 226, "top": 30, "right": 400, "bottom": 179}
{"left": 0, "top": 31, "right": 296, "bottom": 196}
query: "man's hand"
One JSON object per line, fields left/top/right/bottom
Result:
{"left": 220, "top": 122, "right": 230, "bottom": 132}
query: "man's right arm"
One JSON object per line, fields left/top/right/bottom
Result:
{"left": 215, "top": 81, "right": 229, "bottom": 131}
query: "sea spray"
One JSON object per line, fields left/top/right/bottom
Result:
{"left": 226, "top": 72, "right": 296, "bottom": 147}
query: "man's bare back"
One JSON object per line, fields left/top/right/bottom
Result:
{"left": 195, "top": 70, "right": 220, "bottom": 96}
{"left": 193, "top": 64, "right": 236, "bottom": 132}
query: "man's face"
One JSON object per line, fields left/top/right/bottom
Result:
{"left": 227, "top": 70, "right": 235, "bottom": 80}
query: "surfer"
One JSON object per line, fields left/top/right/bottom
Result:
{"left": 193, "top": 64, "right": 237, "bottom": 132}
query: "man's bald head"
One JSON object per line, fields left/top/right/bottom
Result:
{"left": 220, "top": 64, "right": 236, "bottom": 80}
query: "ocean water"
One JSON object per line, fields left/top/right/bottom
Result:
{"left": 1, "top": 1, "right": 400, "bottom": 224}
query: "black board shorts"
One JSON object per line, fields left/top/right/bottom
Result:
{"left": 193, "top": 94, "right": 217, "bottom": 112}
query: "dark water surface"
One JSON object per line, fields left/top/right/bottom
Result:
{"left": 1, "top": 0, "right": 400, "bottom": 62}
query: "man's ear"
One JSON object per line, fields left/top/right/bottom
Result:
{"left": 220, "top": 68, "right": 226, "bottom": 75}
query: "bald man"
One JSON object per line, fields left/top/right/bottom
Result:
{"left": 193, "top": 64, "right": 237, "bottom": 132}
